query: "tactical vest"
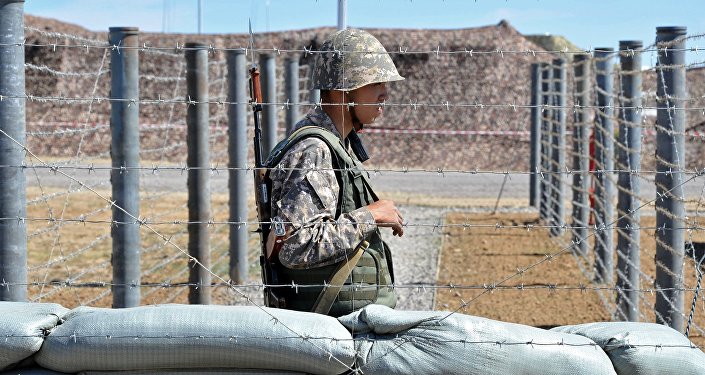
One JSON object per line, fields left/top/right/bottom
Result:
{"left": 264, "top": 126, "right": 396, "bottom": 317}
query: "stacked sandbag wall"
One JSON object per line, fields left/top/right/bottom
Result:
{"left": 1, "top": 302, "right": 703, "bottom": 374}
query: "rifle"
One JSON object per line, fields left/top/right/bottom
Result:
{"left": 249, "top": 66, "right": 285, "bottom": 308}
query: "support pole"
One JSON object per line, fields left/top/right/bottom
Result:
{"left": 571, "top": 54, "right": 591, "bottom": 257}
{"left": 539, "top": 62, "right": 553, "bottom": 222}
{"left": 227, "top": 49, "right": 248, "bottom": 285}
{"left": 0, "top": 0, "right": 25, "bottom": 302}
{"left": 337, "top": 0, "right": 347, "bottom": 30}
{"left": 550, "top": 58, "right": 567, "bottom": 236}
{"left": 284, "top": 57, "right": 300, "bottom": 135}
{"left": 185, "top": 43, "right": 211, "bottom": 304}
{"left": 259, "top": 53, "right": 278, "bottom": 159}
{"left": 529, "top": 63, "right": 541, "bottom": 208}
{"left": 593, "top": 48, "right": 615, "bottom": 284}
{"left": 654, "top": 26, "right": 687, "bottom": 331}
{"left": 109, "top": 27, "right": 141, "bottom": 308}
{"left": 616, "top": 40, "right": 643, "bottom": 322}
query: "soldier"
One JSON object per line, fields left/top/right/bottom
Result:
{"left": 264, "top": 28, "right": 405, "bottom": 317}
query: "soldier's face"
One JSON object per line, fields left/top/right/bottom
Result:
{"left": 349, "top": 82, "right": 388, "bottom": 126}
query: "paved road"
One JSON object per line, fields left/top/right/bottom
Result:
{"left": 26, "top": 165, "right": 705, "bottom": 203}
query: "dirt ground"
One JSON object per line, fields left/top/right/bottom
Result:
{"left": 435, "top": 211, "right": 705, "bottom": 350}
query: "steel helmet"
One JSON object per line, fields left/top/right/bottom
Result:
{"left": 312, "top": 28, "right": 404, "bottom": 91}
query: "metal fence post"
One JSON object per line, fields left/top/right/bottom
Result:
{"left": 616, "top": 40, "right": 643, "bottom": 322}
{"left": 260, "top": 53, "right": 278, "bottom": 158}
{"left": 529, "top": 63, "right": 541, "bottom": 208}
{"left": 109, "top": 27, "right": 141, "bottom": 308}
{"left": 593, "top": 47, "right": 615, "bottom": 284}
{"left": 654, "top": 26, "right": 687, "bottom": 331}
{"left": 0, "top": 0, "right": 25, "bottom": 301}
{"left": 227, "top": 49, "right": 248, "bottom": 285}
{"left": 185, "top": 43, "right": 211, "bottom": 304}
{"left": 571, "top": 54, "right": 591, "bottom": 257}
{"left": 539, "top": 62, "right": 553, "bottom": 222}
{"left": 284, "top": 57, "right": 300, "bottom": 135}
{"left": 550, "top": 58, "right": 567, "bottom": 236}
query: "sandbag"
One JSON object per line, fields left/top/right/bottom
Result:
{"left": 0, "top": 368, "right": 71, "bottom": 375}
{"left": 0, "top": 302, "right": 68, "bottom": 371}
{"left": 338, "top": 304, "right": 617, "bottom": 375}
{"left": 36, "top": 305, "right": 355, "bottom": 375}
{"left": 551, "top": 322, "right": 705, "bottom": 375}
{"left": 82, "top": 370, "right": 304, "bottom": 374}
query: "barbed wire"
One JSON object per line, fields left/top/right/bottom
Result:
{"left": 25, "top": 62, "right": 109, "bottom": 78}
{"left": 8, "top": 215, "right": 705, "bottom": 232}
{"left": 23, "top": 118, "right": 705, "bottom": 138}
{"left": 25, "top": 26, "right": 105, "bottom": 46}
{"left": 14, "top": 23, "right": 705, "bottom": 363}
{"left": 9, "top": 163, "right": 705, "bottom": 177}
{"left": 16, "top": 93, "right": 705, "bottom": 112}
{"left": 1, "top": 130, "right": 357, "bottom": 372}
{"left": 9, "top": 280, "right": 705, "bottom": 294}
{"left": 17, "top": 16, "right": 700, "bottom": 338}
{"left": 3, "top": 330, "right": 700, "bottom": 350}
{"left": 12, "top": 39, "right": 705, "bottom": 57}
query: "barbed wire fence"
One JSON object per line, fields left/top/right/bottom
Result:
{"left": 534, "top": 29, "right": 705, "bottom": 339}
{"left": 0, "top": 3, "right": 704, "bottom": 370}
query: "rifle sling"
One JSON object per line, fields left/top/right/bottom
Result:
{"left": 311, "top": 240, "right": 369, "bottom": 315}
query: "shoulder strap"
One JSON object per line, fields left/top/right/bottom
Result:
{"left": 267, "top": 126, "right": 377, "bottom": 195}
{"left": 265, "top": 126, "right": 352, "bottom": 168}
{"left": 311, "top": 240, "right": 369, "bottom": 315}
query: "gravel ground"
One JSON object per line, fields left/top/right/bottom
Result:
{"left": 379, "top": 204, "right": 446, "bottom": 311}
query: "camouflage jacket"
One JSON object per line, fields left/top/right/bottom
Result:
{"left": 269, "top": 107, "right": 377, "bottom": 269}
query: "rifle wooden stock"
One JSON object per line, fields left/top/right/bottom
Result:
{"left": 249, "top": 66, "right": 284, "bottom": 308}
{"left": 249, "top": 67, "right": 262, "bottom": 105}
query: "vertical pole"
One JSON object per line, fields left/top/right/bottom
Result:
{"left": 0, "top": 0, "right": 25, "bottom": 302}
{"left": 572, "top": 54, "right": 591, "bottom": 257}
{"left": 109, "top": 27, "right": 141, "bottom": 308}
{"left": 593, "top": 48, "right": 615, "bottom": 284}
{"left": 259, "top": 53, "right": 278, "bottom": 158}
{"left": 616, "top": 40, "right": 643, "bottom": 322}
{"left": 539, "top": 62, "right": 553, "bottom": 222}
{"left": 197, "top": 0, "right": 202, "bottom": 34}
{"left": 338, "top": 0, "right": 347, "bottom": 30}
{"left": 227, "top": 50, "right": 248, "bottom": 284}
{"left": 185, "top": 43, "right": 211, "bottom": 304}
{"left": 529, "top": 63, "right": 541, "bottom": 208}
{"left": 550, "top": 58, "right": 567, "bottom": 236}
{"left": 285, "top": 57, "right": 300, "bottom": 135}
{"left": 654, "top": 26, "right": 687, "bottom": 331}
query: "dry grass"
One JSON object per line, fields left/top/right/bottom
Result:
{"left": 25, "top": 186, "right": 259, "bottom": 308}
{"left": 436, "top": 211, "right": 705, "bottom": 350}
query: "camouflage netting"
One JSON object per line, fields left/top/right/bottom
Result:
{"left": 23, "top": 16, "right": 550, "bottom": 171}
{"left": 24, "top": 15, "right": 705, "bottom": 171}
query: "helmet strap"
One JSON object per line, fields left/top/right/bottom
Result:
{"left": 345, "top": 91, "right": 363, "bottom": 132}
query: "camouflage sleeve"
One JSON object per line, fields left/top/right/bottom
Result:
{"left": 270, "top": 138, "right": 377, "bottom": 269}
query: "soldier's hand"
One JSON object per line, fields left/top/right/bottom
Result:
{"left": 367, "top": 200, "right": 404, "bottom": 237}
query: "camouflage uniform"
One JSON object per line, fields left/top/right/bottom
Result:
{"left": 269, "top": 106, "right": 376, "bottom": 269}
